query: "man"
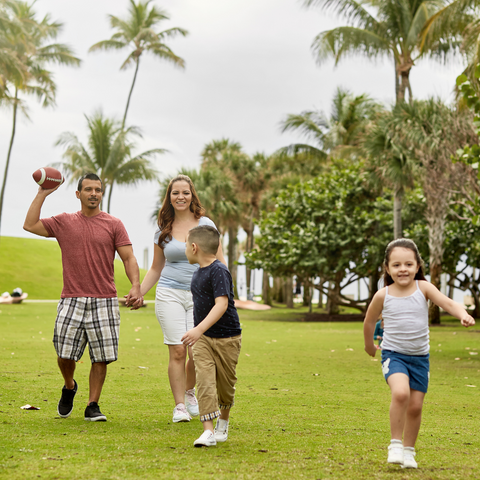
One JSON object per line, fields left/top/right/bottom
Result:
{"left": 24, "top": 173, "right": 142, "bottom": 421}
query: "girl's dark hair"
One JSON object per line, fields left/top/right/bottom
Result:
{"left": 382, "top": 238, "right": 427, "bottom": 286}
{"left": 157, "top": 175, "right": 206, "bottom": 247}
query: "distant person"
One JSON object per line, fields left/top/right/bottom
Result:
{"left": 23, "top": 173, "right": 142, "bottom": 422}
{"left": 138, "top": 175, "right": 226, "bottom": 423}
{"left": 373, "top": 318, "right": 384, "bottom": 346}
{"left": 364, "top": 238, "right": 475, "bottom": 469}
{"left": 182, "top": 225, "right": 242, "bottom": 447}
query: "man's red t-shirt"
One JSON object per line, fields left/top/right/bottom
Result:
{"left": 41, "top": 211, "right": 132, "bottom": 298}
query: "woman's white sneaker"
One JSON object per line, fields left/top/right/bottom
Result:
{"left": 194, "top": 430, "right": 216, "bottom": 447}
{"left": 184, "top": 388, "right": 199, "bottom": 417}
{"left": 172, "top": 403, "right": 191, "bottom": 423}
{"left": 214, "top": 419, "right": 229, "bottom": 442}
{"left": 402, "top": 447, "right": 417, "bottom": 469}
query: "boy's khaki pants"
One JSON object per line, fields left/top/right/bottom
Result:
{"left": 192, "top": 334, "right": 242, "bottom": 422}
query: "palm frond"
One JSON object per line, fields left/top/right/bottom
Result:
{"left": 303, "top": 0, "right": 380, "bottom": 31}
{"left": 312, "top": 26, "right": 391, "bottom": 65}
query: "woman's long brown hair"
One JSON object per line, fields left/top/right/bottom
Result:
{"left": 157, "top": 175, "right": 206, "bottom": 247}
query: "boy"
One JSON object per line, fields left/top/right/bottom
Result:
{"left": 182, "top": 225, "right": 242, "bottom": 447}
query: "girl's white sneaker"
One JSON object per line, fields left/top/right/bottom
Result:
{"left": 387, "top": 442, "right": 404, "bottom": 464}
{"left": 402, "top": 447, "right": 417, "bottom": 469}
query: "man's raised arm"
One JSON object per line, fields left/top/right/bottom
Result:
{"left": 23, "top": 186, "right": 59, "bottom": 237}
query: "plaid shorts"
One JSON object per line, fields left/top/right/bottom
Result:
{"left": 53, "top": 297, "right": 120, "bottom": 364}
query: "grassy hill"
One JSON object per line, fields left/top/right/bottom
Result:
{"left": 0, "top": 236, "right": 155, "bottom": 300}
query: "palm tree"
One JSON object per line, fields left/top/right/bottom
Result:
{"left": 362, "top": 107, "right": 417, "bottom": 238}
{"left": 201, "top": 139, "right": 246, "bottom": 296}
{"left": 279, "top": 87, "right": 382, "bottom": 160}
{"left": 56, "top": 110, "right": 164, "bottom": 213}
{"left": 303, "top": 0, "right": 475, "bottom": 103}
{"left": 0, "top": 0, "right": 80, "bottom": 236}
{"left": 89, "top": 0, "right": 188, "bottom": 129}
{"left": 393, "top": 98, "right": 476, "bottom": 322}
{"left": 421, "top": 1, "right": 480, "bottom": 89}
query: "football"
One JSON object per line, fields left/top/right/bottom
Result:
{"left": 32, "top": 167, "right": 65, "bottom": 189}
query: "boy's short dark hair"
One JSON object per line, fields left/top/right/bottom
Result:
{"left": 78, "top": 173, "right": 103, "bottom": 192}
{"left": 188, "top": 225, "right": 219, "bottom": 255}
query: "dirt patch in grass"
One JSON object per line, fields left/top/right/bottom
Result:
{"left": 300, "top": 313, "right": 365, "bottom": 322}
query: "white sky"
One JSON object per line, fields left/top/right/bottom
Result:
{"left": 0, "top": 0, "right": 464, "bottom": 276}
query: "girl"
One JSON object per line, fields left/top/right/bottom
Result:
{"left": 364, "top": 238, "right": 475, "bottom": 469}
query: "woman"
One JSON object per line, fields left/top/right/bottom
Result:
{"left": 140, "top": 175, "right": 226, "bottom": 423}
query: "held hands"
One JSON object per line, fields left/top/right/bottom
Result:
{"left": 461, "top": 313, "right": 476, "bottom": 327}
{"left": 124, "top": 285, "right": 143, "bottom": 310}
{"left": 181, "top": 327, "right": 202, "bottom": 347}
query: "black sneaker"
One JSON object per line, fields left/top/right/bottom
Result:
{"left": 57, "top": 379, "right": 77, "bottom": 418}
{"left": 84, "top": 402, "right": 107, "bottom": 422}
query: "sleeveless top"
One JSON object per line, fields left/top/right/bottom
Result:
{"left": 153, "top": 216, "right": 217, "bottom": 291}
{"left": 381, "top": 280, "right": 430, "bottom": 355}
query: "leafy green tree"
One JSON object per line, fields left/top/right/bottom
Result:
{"left": 57, "top": 110, "right": 164, "bottom": 213}
{"left": 246, "top": 161, "right": 391, "bottom": 314}
{"left": 89, "top": 0, "right": 188, "bottom": 128}
{"left": 303, "top": 0, "right": 474, "bottom": 103}
{"left": 0, "top": 0, "right": 80, "bottom": 235}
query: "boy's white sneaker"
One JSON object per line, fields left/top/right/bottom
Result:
{"left": 172, "top": 403, "right": 191, "bottom": 423}
{"left": 185, "top": 388, "right": 199, "bottom": 417}
{"left": 402, "top": 447, "right": 417, "bottom": 469}
{"left": 194, "top": 430, "right": 216, "bottom": 447}
{"left": 214, "top": 418, "right": 229, "bottom": 442}
{"left": 387, "top": 441, "right": 404, "bottom": 464}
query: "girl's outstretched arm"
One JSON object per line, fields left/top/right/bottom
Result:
{"left": 420, "top": 281, "right": 475, "bottom": 327}
{"left": 364, "top": 289, "right": 386, "bottom": 357}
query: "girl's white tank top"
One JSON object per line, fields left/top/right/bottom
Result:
{"left": 381, "top": 280, "right": 430, "bottom": 355}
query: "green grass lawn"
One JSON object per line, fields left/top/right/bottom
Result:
{"left": 0, "top": 236, "right": 155, "bottom": 300}
{"left": 0, "top": 303, "right": 479, "bottom": 479}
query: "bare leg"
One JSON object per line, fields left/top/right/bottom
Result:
{"left": 88, "top": 362, "right": 107, "bottom": 404}
{"left": 186, "top": 345, "right": 196, "bottom": 391}
{"left": 57, "top": 357, "right": 76, "bottom": 390}
{"left": 403, "top": 389, "right": 425, "bottom": 447}
{"left": 387, "top": 373, "right": 410, "bottom": 441}
{"left": 203, "top": 419, "right": 214, "bottom": 432}
{"left": 168, "top": 345, "right": 188, "bottom": 405}
{"left": 219, "top": 408, "right": 230, "bottom": 421}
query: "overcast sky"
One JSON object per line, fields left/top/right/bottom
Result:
{"left": 0, "top": 0, "right": 464, "bottom": 272}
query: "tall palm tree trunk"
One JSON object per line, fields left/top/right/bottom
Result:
{"left": 425, "top": 181, "right": 449, "bottom": 325}
{"left": 227, "top": 225, "right": 238, "bottom": 298}
{"left": 122, "top": 57, "right": 140, "bottom": 129}
{"left": 0, "top": 89, "right": 18, "bottom": 239}
{"left": 107, "top": 181, "right": 114, "bottom": 213}
{"left": 393, "top": 186, "right": 403, "bottom": 239}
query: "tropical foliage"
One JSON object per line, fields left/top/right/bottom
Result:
{"left": 56, "top": 110, "right": 164, "bottom": 213}
{"left": 303, "top": 0, "right": 477, "bottom": 102}
{"left": 0, "top": 0, "right": 80, "bottom": 235}
{"left": 89, "top": 0, "right": 188, "bottom": 128}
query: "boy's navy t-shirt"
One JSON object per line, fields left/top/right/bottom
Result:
{"left": 191, "top": 259, "right": 242, "bottom": 338}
